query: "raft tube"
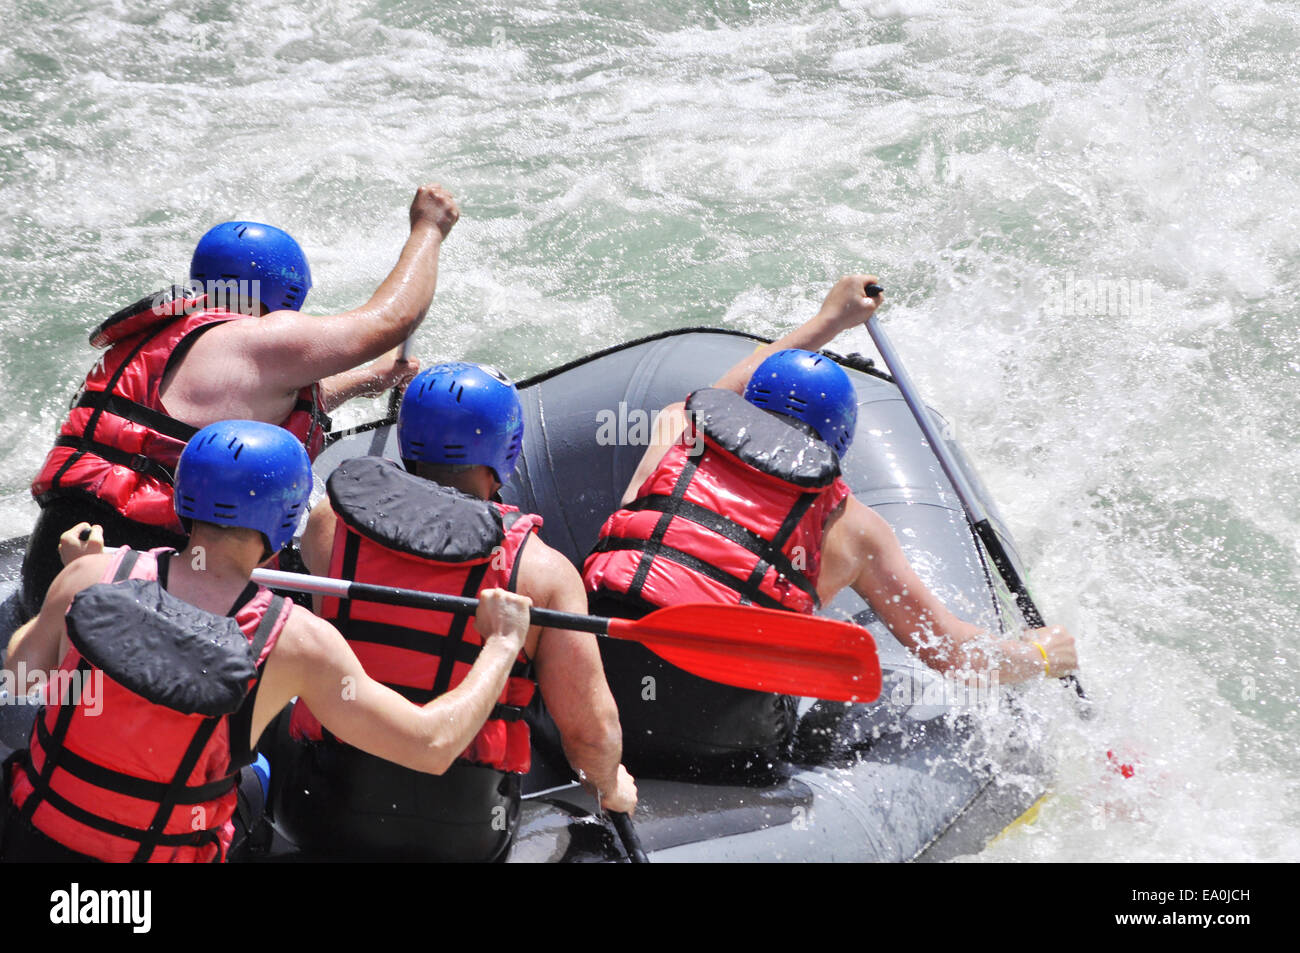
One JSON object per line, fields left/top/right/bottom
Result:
{"left": 311, "top": 328, "right": 1050, "bottom": 862}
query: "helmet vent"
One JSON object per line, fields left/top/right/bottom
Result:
{"left": 234, "top": 225, "right": 249, "bottom": 238}
{"left": 397, "top": 362, "right": 524, "bottom": 479}
{"left": 174, "top": 421, "right": 312, "bottom": 552}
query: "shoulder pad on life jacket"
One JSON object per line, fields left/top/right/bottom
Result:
{"left": 686, "top": 388, "right": 841, "bottom": 488}
{"left": 64, "top": 579, "right": 258, "bottom": 716}
{"left": 327, "top": 456, "right": 506, "bottom": 562}
{"left": 89, "top": 287, "right": 209, "bottom": 349}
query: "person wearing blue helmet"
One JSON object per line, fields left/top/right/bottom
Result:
{"left": 20, "top": 184, "right": 461, "bottom": 622}
{"left": 272, "top": 362, "right": 635, "bottom": 861}
{"left": 584, "top": 276, "right": 1077, "bottom": 781}
{"left": 3, "top": 420, "right": 534, "bottom": 863}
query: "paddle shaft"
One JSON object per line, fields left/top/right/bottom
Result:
{"left": 609, "top": 811, "right": 649, "bottom": 863}
{"left": 251, "top": 566, "right": 611, "bottom": 635}
{"left": 92, "top": 548, "right": 610, "bottom": 633}
{"left": 863, "top": 308, "right": 1085, "bottom": 697}
{"left": 95, "top": 549, "right": 879, "bottom": 702}
{"left": 385, "top": 336, "right": 415, "bottom": 417}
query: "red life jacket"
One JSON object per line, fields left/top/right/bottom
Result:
{"left": 288, "top": 457, "right": 539, "bottom": 774}
{"left": 31, "top": 287, "right": 330, "bottom": 533}
{"left": 7, "top": 547, "right": 290, "bottom": 863}
{"left": 584, "top": 388, "right": 851, "bottom": 614}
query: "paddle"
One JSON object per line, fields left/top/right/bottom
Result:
{"left": 249, "top": 566, "right": 882, "bottom": 703}
{"left": 861, "top": 288, "right": 1088, "bottom": 705}
{"left": 386, "top": 336, "right": 414, "bottom": 417}
{"left": 367, "top": 337, "right": 414, "bottom": 456}
{"left": 608, "top": 811, "right": 648, "bottom": 863}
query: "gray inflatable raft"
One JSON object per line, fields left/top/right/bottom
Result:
{"left": 0, "top": 328, "right": 1050, "bottom": 862}
{"left": 313, "top": 328, "right": 1051, "bottom": 862}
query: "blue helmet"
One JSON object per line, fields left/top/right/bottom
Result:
{"left": 399, "top": 363, "right": 524, "bottom": 483}
{"left": 190, "top": 221, "right": 312, "bottom": 313}
{"left": 743, "top": 349, "right": 857, "bottom": 457}
{"left": 175, "top": 420, "right": 313, "bottom": 556}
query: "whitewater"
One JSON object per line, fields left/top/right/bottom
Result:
{"left": 1, "top": 0, "right": 1296, "bottom": 861}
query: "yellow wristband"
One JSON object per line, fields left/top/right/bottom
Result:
{"left": 1031, "top": 641, "right": 1051, "bottom": 678}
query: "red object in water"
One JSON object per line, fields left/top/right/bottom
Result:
{"left": 1107, "top": 750, "right": 1137, "bottom": 779}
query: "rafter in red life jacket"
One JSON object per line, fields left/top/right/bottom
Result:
{"left": 8, "top": 547, "right": 289, "bottom": 863}
{"left": 31, "top": 286, "right": 330, "bottom": 533}
{"left": 288, "top": 457, "right": 539, "bottom": 774}
{"left": 584, "top": 387, "right": 852, "bottom": 615}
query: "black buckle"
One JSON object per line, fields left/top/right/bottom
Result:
{"left": 127, "top": 453, "right": 151, "bottom": 473}
{"left": 491, "top": 704, "right": 525, "bottom": 723}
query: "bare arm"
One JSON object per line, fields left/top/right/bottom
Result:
{"left": 251, "top": 589, "right": 530, "bottom": 774}
{"left": 520, "top": 537, "right": 635, "bottom": 813}
{"left": 163, "top": 185, "right": 458, "bottom": 425}
{"left": 299, "top": 493, "right": 337, "bottom": 615}
{"left": 7, "top": 555, "right": 113, "bottom": 676}
{"left": 620, "top": 402, "right": 688, "bottom": 507}
{"left": 317, "top": 347, "right": 420, "bottom": 412}
{"left": 712, "top": 274, "right": 883, "bottom": 394}
{"left": 619, "top": 275, "right": 884, "bottom": 506}
{"left": 819, "top": 496, "right": 1076, "bottom": 684}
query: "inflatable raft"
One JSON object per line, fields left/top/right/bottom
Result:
{"left": 0, "top": 328, "right": 1051, "bottom": 862}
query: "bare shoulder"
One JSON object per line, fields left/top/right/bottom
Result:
{"left": 826, "top": 493, "right": 891, "bottom": 540}
{"left": 199, "top": 308, "right": 313, "bottom": 356}
{"left": 301, "top": 495, "right": 338, "bottom": 575}
{"left": 515, "top": 531, "right": 583, "bottom": 610}
{"left": 620, "top": 401, "right": 688, "bottom": 506}
{"left": 648, "top": 401, "right": 688, "bottom": 452}
{"left": 184, "top": 309, "right": 326, "bottom": 398}
{"left": 817, "top": 493, "right": 895, "bottom": 598}
{"left": 274, "top": 604, "right": 345, "bottom": 663}
{"left": 8, "top": 554, "right": 114, "bottom": 666}
{"left": 51, "top": 554, "right": 117, "bottom": 604}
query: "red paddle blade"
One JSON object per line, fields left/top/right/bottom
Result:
{"left": 607, "top": 603, "right": 880, "bottom": 703}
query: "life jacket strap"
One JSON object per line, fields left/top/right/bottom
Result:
{"left": 52, "top": 435, "right": 177, "bottom": 486}
{"left": 71, "top": 390, "right": 199, "bottom": 443}
{"left": 46, "top": 319, "right": 175, "bottom": 493}
{"left": 622, "top": 495, "right": 820, "bottom": 605}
